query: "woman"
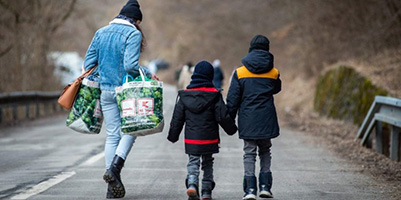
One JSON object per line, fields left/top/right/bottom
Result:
{"left": 83, "top": 0, "right": 158, "bottom": 198}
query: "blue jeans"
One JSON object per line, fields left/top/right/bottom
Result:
{"left": 101, "top": 90, "right": 137, "bottom": 169}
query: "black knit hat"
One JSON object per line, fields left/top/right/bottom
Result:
{"left": 187, "top": 61, "right": 215, "bottom": 89}
{"left": 249, "top": 35, "right": 270, "bottom": 52}
{"left": 120, "top": 0, "right": 143, "bottom": 21}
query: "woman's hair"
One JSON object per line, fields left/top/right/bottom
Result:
{"left": 133, "top": 22, "right": 146, "bottom": 52}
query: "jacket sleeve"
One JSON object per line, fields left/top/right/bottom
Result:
{"left": 124, "top": 31, "right": 151, "bottom": 78}
{"left": 83, "top": 32, "right": 99, "bottom": 71}
{"left": 226, "top": 71, "right": 241, "bottom": 120}
{"left": 272, "top": 74, "right": 281, "bottom": 95}
{"left": 168, "top": 97, "right": 185, "bottom": 143}
{"left": 215, "top": 94, "right": 238, "bottom": 135}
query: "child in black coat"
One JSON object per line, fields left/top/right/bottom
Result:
{"left": 168, "top": 60, "right": 237, "bottom": 200}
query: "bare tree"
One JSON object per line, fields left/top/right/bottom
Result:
{"left": 0, "top": 0, "right": 76, "bottom": 92}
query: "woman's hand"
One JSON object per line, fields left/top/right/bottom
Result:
{"left": 151, "top": 73, "right": 159, "bottom": 81}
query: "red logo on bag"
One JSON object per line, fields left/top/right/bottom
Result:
{"left": 137, "top": 98, "right": 154, "bottom": 115}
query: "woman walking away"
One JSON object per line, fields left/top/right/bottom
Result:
{"left": 83, "top": 0, "right": 158, "bottom": 198}
{"left": 168, "top": 61, "right": 237, "bottom": 200}
{"left": 227, "top": 35, "right": 281, "bottom": 200}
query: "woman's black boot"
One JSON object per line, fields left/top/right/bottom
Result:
{"left": 104, "top": 155, "right": 126, "bottom": 198}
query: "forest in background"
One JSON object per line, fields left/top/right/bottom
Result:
{"left": 0, "top": 0, "right": 400, "bottom": 101}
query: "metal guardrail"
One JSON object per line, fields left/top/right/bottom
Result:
{"left": 357, "top": 96, "right": 401, "bottom": 161}
{"left": 0, "top": 91, "right": 62, "bottom": 124}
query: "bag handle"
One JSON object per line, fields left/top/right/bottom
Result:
{"left": 122, "top": 74, "right": 135, "bottom": 84}
{"left": 138, "top": 67, "right": 146, "bottom": 83}
{"left": 122, "top": 67, "right": 147, "bottom": 85}
{"left": 79, "top": 65, "right": 98, "bottom": 80}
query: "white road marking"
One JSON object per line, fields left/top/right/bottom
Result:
{"left": 80, "top": 152, "right": 104, "bottom": 166}
{"left": 11, "top": 171, "right": 76, "bottom": 200}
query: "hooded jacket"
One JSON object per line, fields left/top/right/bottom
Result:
{"left": 227, "top": 49, "right": 281, "bottom": 139}
{"left": 168, "top": 88, "right": 237, "bottom": 155}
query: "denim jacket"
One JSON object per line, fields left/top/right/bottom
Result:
{"left": 83, "top": 18, "right": 151, "bottom": 91}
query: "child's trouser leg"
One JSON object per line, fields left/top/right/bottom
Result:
{"left": 187, "top": 154, "right": 201, "bottom": 199}
{"left": 243, "top": 140, "right": 258, "bottom": 199}
{"left": 201, "top": 154, "right": 215, "bottom": 199}
{"left": 187, "top": 154, "right": 201, "bottom": 183}
{"left": 257, "top": 139, "right": 273, "bottom": 198}
{"left": 201, "top": 154, "right": 214, "bottom": 182}
{"left": 257, "top": 139, "right": 272, "bottom": 173}
{"left": 243, "top": 140, "right": 257, "bottom": 177}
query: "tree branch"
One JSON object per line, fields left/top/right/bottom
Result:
{"left": 0, "top": 44, "right": 13, "bottom": 58}
{"left": 51, "top": 0, "right": 77, "bottom": 33}
{"left": 0, "top": 0, "right": 18, "bottom": 16}
{"left": 385, "top": 0, "right": 401, "bottom": 26}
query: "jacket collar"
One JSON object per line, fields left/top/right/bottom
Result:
{"left": 109, "top": 18, "right": 137, "bottom": 29}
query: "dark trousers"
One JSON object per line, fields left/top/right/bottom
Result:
{"left": 187, "top": 154, "right": 214, "bottom": 184}
{"left": 243, "top": 139, "right": 272, "bottom": 177}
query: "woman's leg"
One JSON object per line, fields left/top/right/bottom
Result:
{"left": 115, "top": 134, "right": 136, "bottom": 161}
{"left": 101, "top": 90, "right": 137, "bottom": 169}
{"left": 101, "top": 90, "right": 122, "bottom": 169}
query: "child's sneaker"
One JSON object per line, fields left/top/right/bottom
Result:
{"left": 187, "top": 185, "right": 200, "bottom": 200}
{"left": 259, "top": 172, "right": 273, "bottom": 198}
{"left": 201, "top": 181, "right": 215, "bottom": 200}
{"left": 186, "top": 175, "right": 200, "bottom": 200}
{"left": 243, "top": 176, "right": 257, "bottom": 200}
{"left": 259, "top": 189, "right": 273, "bottom": 198}
{"left": 243, "top": 189, "right": 257, "bottom": 200}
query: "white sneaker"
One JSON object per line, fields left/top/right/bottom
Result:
{"left": 243, "top": 193, "right": 257, "bottom": 200}
{"left": 259, "top": 190, "right": 273, "bottom": 198}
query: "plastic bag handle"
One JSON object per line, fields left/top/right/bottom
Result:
{"left": 122, "top": 68, "right": 146, "bottom": 85}
{"left": 138, "top": 67, "right": 146, "bottom": 83}
{"left": 122, "top": 74, "right": 135, "bottom": 84}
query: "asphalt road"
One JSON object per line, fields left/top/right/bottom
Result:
{"left": 0, "top": 85, "right": 391, "bottom": 200}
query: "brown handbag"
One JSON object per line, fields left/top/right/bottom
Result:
{"left": 58, "top": 66, "right": 97, "bottom": 110}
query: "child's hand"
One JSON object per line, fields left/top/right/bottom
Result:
{"left": 167, "top": 135, "right": 178, "bottom": 143}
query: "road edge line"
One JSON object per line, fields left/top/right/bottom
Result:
{"left": 10, "top": 171, "right": 76, "bottom": 200}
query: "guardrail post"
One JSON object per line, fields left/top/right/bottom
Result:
{"left": 375, "top": 121, "right": 383, "bottom": 154}
{"left": 390, "top": 126, "right": 400, "bottom": 161}
{"left": 36, "top": 103, "right": 40, "bottom": 117}
{"left": 53, "top": 102, "right": 57, "bottom": 113}
{"left": 13, "top": 104, "right": 17, "bottom": 121}
{"left": 367, "top": 133, "right": 373, "bottom": 149}
{"left": 26, "top": 104, "right": 30, "bottom": 119}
